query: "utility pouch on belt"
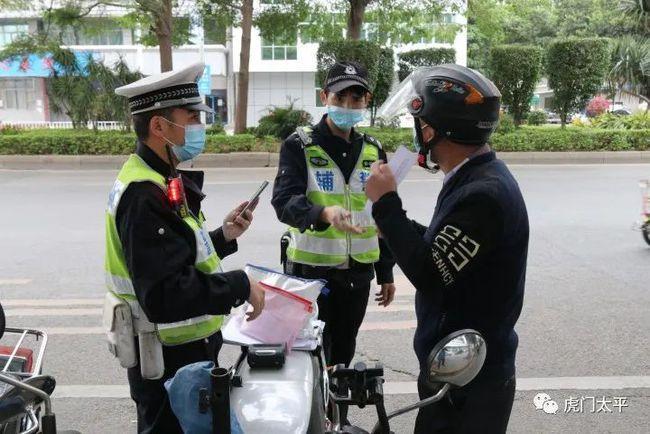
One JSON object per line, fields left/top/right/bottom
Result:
{"left": 103, "top": 292, "right": 137, "bottom": 369}
{"left": 138, "top": 330, "right": 165, "bottom": 380}
{"left": 133, "top": 314, "right": 165, "bottom": 380}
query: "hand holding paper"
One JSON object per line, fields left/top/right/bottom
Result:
{"left": 365, "top": 145, "right": 417, "bottom": 205}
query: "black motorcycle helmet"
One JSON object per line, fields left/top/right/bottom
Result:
{"left": 378, "top": 64, "right": 501, "bottom": 171}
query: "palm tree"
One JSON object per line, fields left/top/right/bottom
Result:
{"left": 609, "top": 36, "right": 650, "bottom": 109}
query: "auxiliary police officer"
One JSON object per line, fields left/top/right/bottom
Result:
{"left": 106, "top": 62, "right": 265, "bottom": 433}
{"left": 366, "top": 65, "right": 528, "bottom": 433}
{"left": 272, "top": 61, "right": 396, "bottom": 372}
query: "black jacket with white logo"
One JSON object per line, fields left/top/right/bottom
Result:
{"left": 372, "top": 152, "right": 528, "bottom": 379}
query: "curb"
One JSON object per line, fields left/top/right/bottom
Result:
{"left": 1, "top": 151, "right": 650, "bottom": 170}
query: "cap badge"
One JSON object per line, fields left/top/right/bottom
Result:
{"left": 345, "top": 65, "right": 357, "bottom": 75}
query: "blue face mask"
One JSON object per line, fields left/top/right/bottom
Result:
{"left": 327, "top": 106, "right": 366, "bottom": 131}
{"left": 162, "top": 119, "right": 206, "bottom": 162}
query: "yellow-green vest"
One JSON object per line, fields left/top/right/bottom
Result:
{"left": 286, "top": 127, "right": 381, "bottom": 267}
{"left": 105, "top": 154, "right": 224, "bottom": 346}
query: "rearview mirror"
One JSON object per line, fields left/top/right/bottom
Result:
{"left": 0, "top": 302, "right": 5, "bottom": 340}
{"left": 426, "top": 329, "right": 486, "bottom": 388}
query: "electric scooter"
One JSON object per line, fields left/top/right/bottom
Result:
{"left": 0, "top": 302, "right": 80, "bottom": 434}
{"left": 204, "top": 328, "right": 486, "bottom": 434}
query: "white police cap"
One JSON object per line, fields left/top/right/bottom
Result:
{"left": 115, "top": 62, "right": 213, "bottom": 115}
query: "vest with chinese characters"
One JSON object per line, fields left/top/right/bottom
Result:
{"left": 286, "top": 127, "right": 381, "bottom": 266}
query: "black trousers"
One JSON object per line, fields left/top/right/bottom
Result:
{"left": 414, "top": 371, "right": 516, "bottom": 434}
{"left": 127, "top": 333, "right": 222, "bottom": 434}
{"left": 316, "top": 272, "right": 371, "bottom": 368}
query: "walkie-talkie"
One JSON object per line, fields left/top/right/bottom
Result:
{"left": 165, "top": 144, "right": 189, "bottom": 219}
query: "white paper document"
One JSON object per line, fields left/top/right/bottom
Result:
{"left": 365, "top": 145, "right": 418, "bottom": 213}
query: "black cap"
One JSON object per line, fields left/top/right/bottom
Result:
{"left": 324, "top": 61, "right": 371, "bottom": 93}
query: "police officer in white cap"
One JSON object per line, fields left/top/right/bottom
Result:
{"left": 105, "top": 62, "right": 265, "bottom": 433}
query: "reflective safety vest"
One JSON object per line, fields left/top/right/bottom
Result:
{"left": 286, "top": 127, "right": 381, "bottom": 267}
{"left": 105, "top": 154, "right": 224, "bottom": 346}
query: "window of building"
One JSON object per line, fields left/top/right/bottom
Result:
{"left": 59, "top": 19, "right": 124, "bottom": 45}
{"left": 0, "top": 22, "right": 29, "bottom": 46}
{"left": 360, "top": 23, "right": 378, "bottom": 42}
{"left": 0, "top": 78, "right": 37, "bottom": 110}
{"left": 61, "top": 27, "right": 123, "bottom": 45}
{"left": 261, "top": 32, "right": 297, "bottom": 60}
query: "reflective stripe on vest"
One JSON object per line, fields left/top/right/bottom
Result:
{"left": 104, "top": 154, "right": 224, "bottom": 346}
{"left": 286, "top": 132, "right": 380, "bottom": 266}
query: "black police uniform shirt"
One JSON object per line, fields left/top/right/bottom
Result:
{"left": 372, "top": 151, "right": 528, "bottom": 379}
{"left": 271, "top": 114, "right": 394, "bottom": 284}
{"left": 115, "top": 142, "right": 250, "bottom": 326}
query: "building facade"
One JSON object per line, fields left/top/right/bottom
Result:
{"left": 0, "top": 0, "right": 468, "bottom": 127}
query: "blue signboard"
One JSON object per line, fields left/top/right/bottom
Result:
{"left": 0, "top": 52, "right": 96, "bottom": 78}
{"left": 198, "top": 65, "right": 211, "bottom": 96}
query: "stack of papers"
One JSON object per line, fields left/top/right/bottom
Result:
{"left": 222, "top": 315, "right": 324, "bottom": 351}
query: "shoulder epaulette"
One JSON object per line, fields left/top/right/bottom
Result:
{"left": 363, "top": 133, "right": 383, "bottom": 150}
{"left": 296, "top": 126, "right": 314, "bottom": 148}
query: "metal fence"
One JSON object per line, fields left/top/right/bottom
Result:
{"left": 1, "top": 121, "right": 125, "bottom": 130}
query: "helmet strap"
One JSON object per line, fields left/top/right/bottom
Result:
{"left": 414, "top": 117, "right": 442, "bottom": 174}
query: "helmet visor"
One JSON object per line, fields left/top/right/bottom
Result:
{"left": 377, "top": 73, "right": 419, "bottom": 120}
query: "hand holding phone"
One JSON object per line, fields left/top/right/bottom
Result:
{"left": 237, "top": 180, "right": 269, "bottom": 219}
{"left": 223, "top": 181, "right": 269, "bottom": 242}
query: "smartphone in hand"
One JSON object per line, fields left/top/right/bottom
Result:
{"left": 237, "top": 180, "right": 269, "bottom": 219}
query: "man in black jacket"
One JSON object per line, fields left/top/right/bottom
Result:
{"left": 366, "top": 64, "right": 528, "bottom": 433}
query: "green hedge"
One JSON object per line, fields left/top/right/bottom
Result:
{"left": 0, "top": 130, "right": 278, "bottom": 155}
{"left": 0, "top": 127, "right": 648, "bottom": 155}
{"left": 490, "top": 127, "right": 650, "bottom": 152}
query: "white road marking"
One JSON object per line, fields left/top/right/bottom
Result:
{"left": 5, "top": 308, "right": 102, "bottom": 317}
{"left": 366, "top": 305, "right": 413, "bottom": 313}
{"left": 517, "top": 376, "right": 650, "bottom": 391}
{"left": 54, "top": 385, "right": 130, "bottom": 399}
{"left": 52, "top": 376, "right": 650, "bottom": 399}
{"left": 2, "top": 298, "right": 103, "bottom": 307}
{"left": 38, "top": 321, "right": 417, "bottom": 334}
{"left": 360, "top": 320, "right": 416, "bottom": 331}
{"left": 0, "top": 279, "right": 32, "bottom": 285}
{"left": 45, "top": 327, "right": 103, "bottom": 335}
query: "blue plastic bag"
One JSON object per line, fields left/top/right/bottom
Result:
{"left": 164, "top": 361, "right": 243, "bottom": 434}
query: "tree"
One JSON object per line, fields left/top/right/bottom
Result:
{"left": 609, "top": 36, "right": 650, "bottom": 108}
{"left": 397, "top": 47, "right": 456, "bottom": 81}
{"left": 467, "top": 0, "right": 506, "bottom": 72}
{"left": 87, "top": 57, "right": 144, "bottom": 130}
{"left": 607, "top": 1, "right": 650, "bottom": 110}
{"left": 370, "top": 47, "right": 395, "bottom": 126}
{"left": 200, "top": 0, "right": 258, "bottom": 134}
{"left": 256, "top": 0, "right": 456, "bottom": 45}
{"left": 546, "top": 38, "right": 610, "bottom": 127}
{"left": 489, "top": 45, "right": 543, "bottom": 126}
{"left": 15, "top": 1, "right": 183, "bottom": 72}
{"left": 0, "top": 37, "right": 141, "bottom": 128}
{"left": 203, "top": 0, "right": 458, "bottom": 133}
{"left": 467, "top": 0, "right": 632, "bottom": 73}
{"left": 316, "top": 40, "right": 381, "bottom": 87}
